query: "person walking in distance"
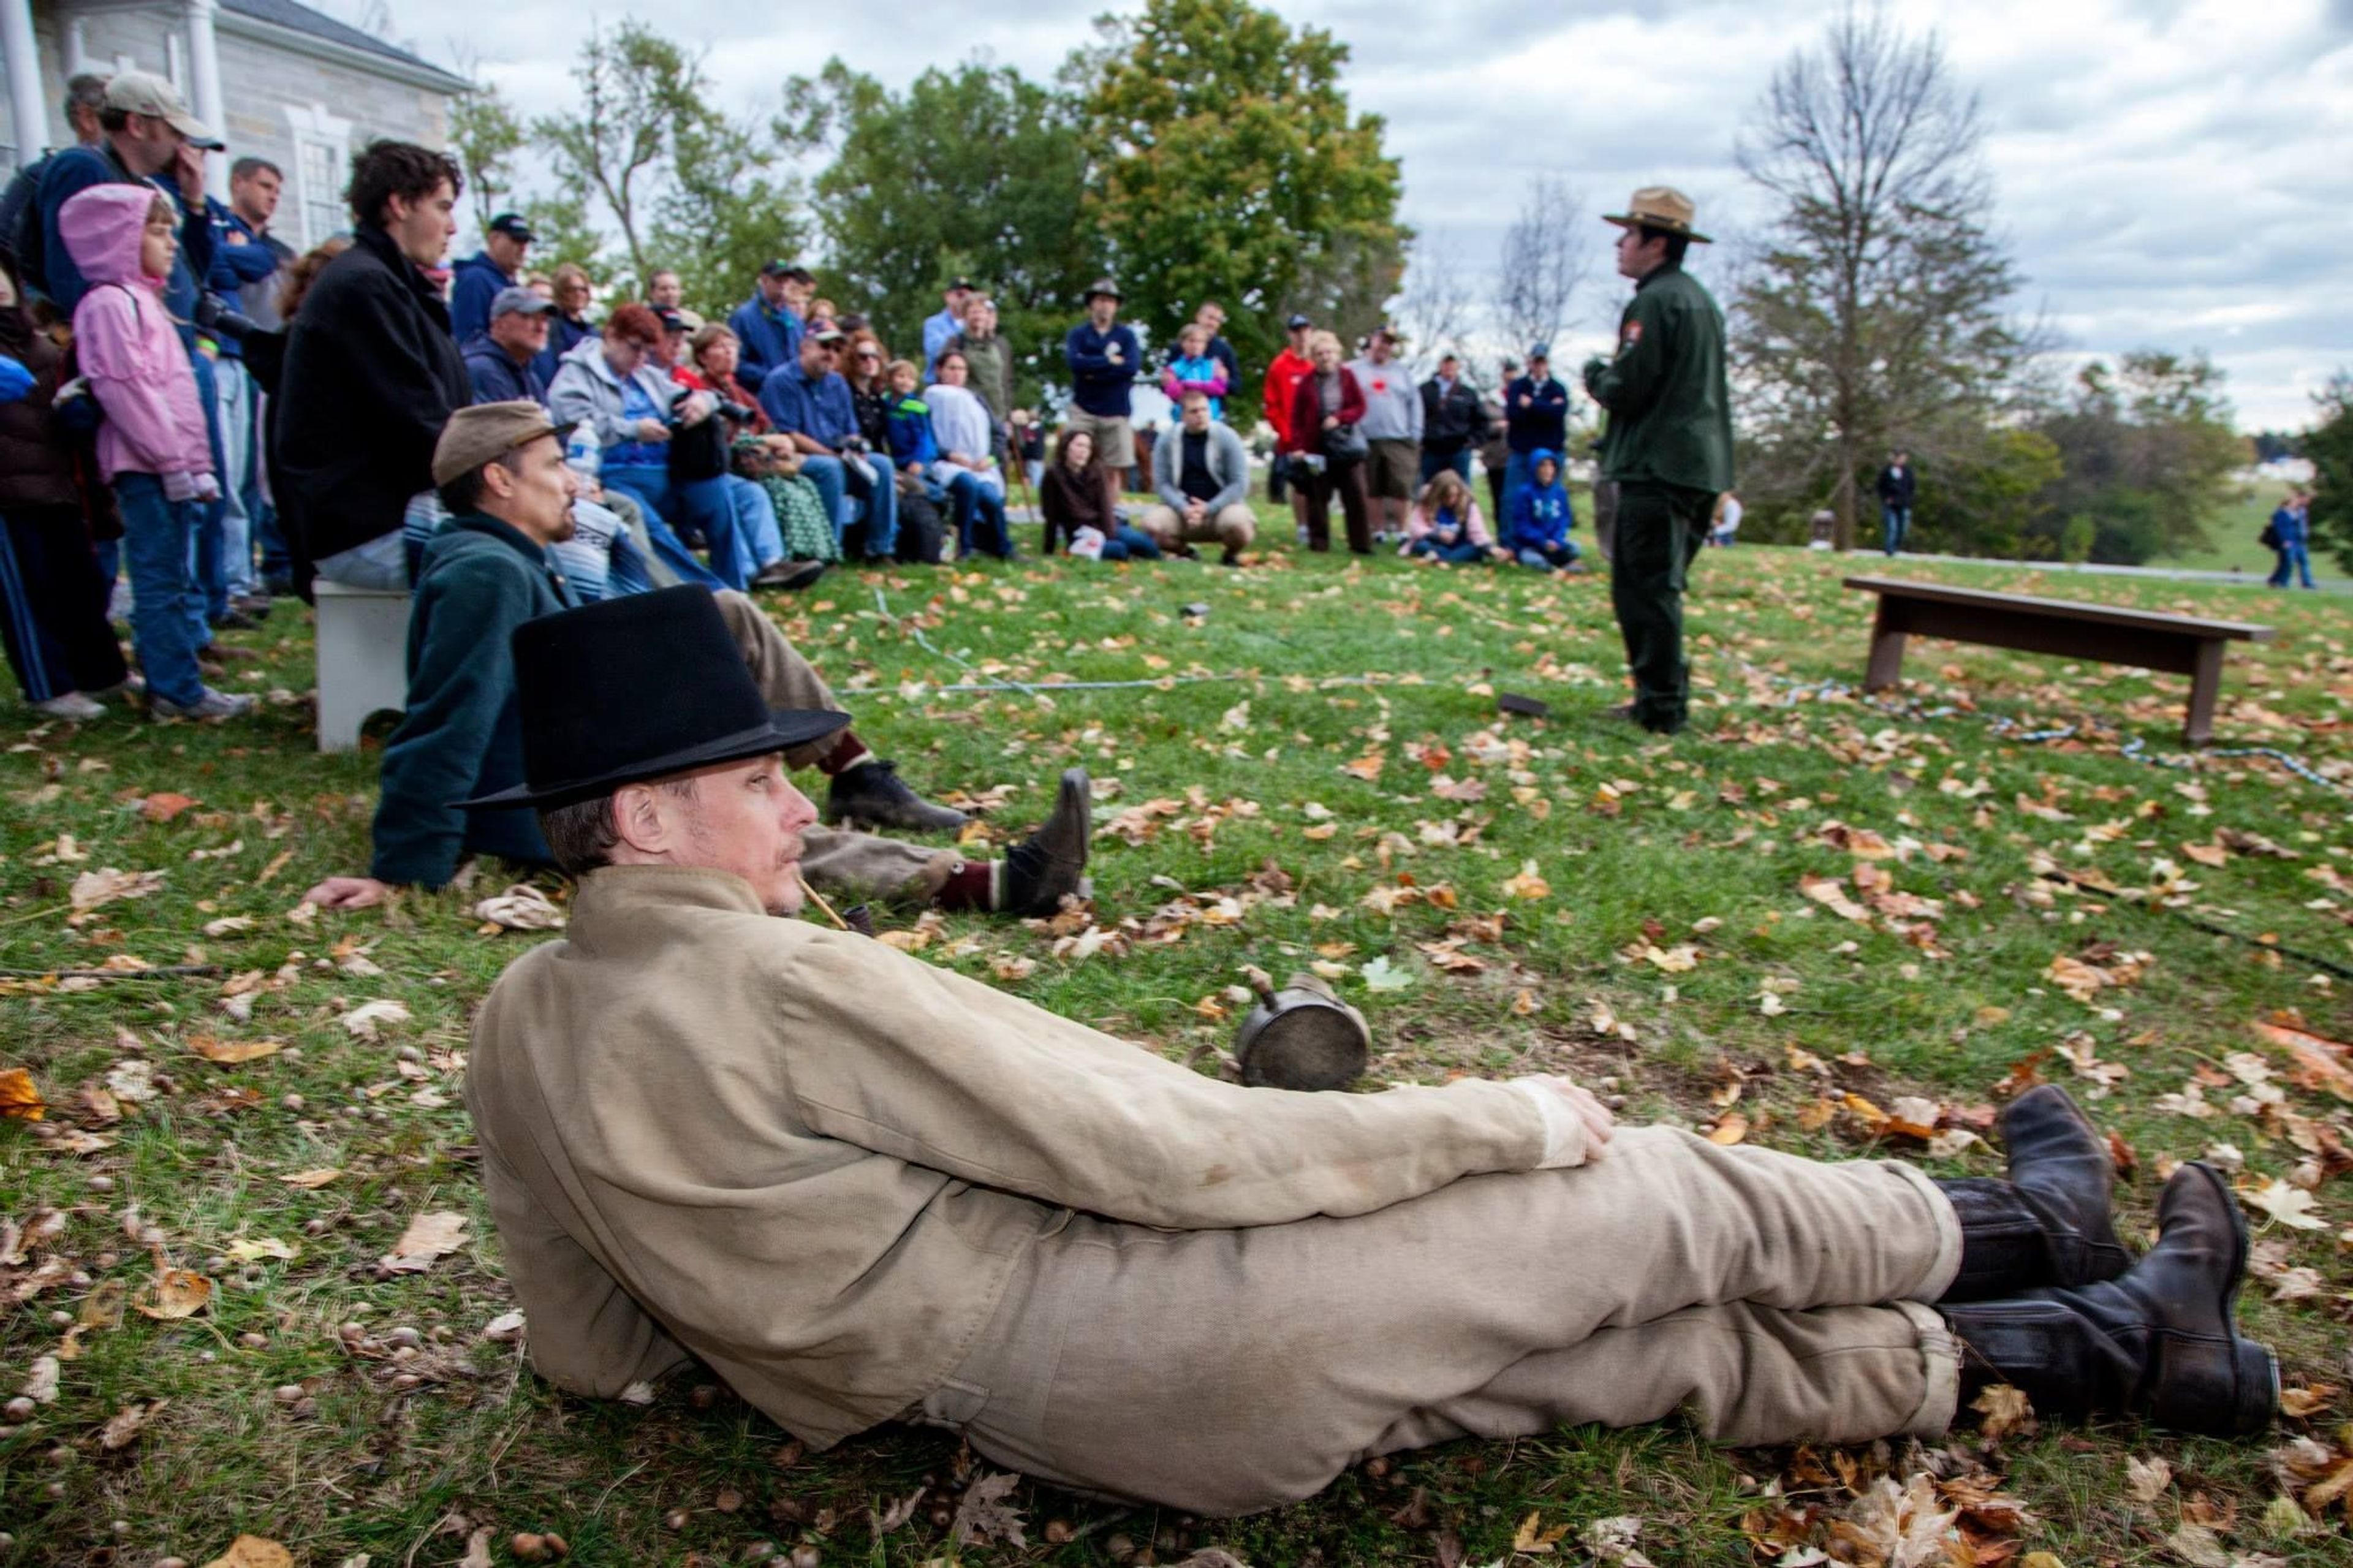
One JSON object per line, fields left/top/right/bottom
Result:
{"left": 1876, "top": 449, "right": 1917, "bottom": 556}
{"left": 1580, "top": 187, "right": 1733, "bottom": 736}
{"left": 2264, "top": 489, "right": 2316, "bottom": 590}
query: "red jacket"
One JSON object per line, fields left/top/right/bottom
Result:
{"left": 1285, "top": 365, "right": 1365, "bottom": 456}
{"left": 1264, "top": 347, "right": 1313, "bottom": 445}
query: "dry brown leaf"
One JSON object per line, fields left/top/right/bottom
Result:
{"left": 473, "top": 884, "right": 566, "bottom": 931}
{"left": 134, "top": 1268, "right": 213, "bottom": 1320}
{"left": 457, "top": 1527, "right": 493, "bottom": 1568}
{"left": 380, "top": 1210, "right": 468, "bottom": 1273}
{"left": 949, "top": 1469, "right": 1028, "bottom": 1548}
{"left": 1705, "top": 1112, "right": 1749, "bottom": 1146}
{"left": 278, "top": 1168, "right": 343, "bottom": 1188}
{"left": 339, "top": 999, "right": 411, "bottom": 1039}
{"left": 1511, "top": 1511, "right": 1570, "bottom": 1553}
{"left": 2251, "top": 1020, "right": 2353, "bottom": 1102}
{"left": 1499, "top": 859, "right": 1550, "bottom": 901}
{"left": 1798, "top": 873, "right": 1870, "bottom": 922}
{"left": 99, "top": 1398, "right": 163, "bottom": 1450}
{"left": 2279, "top": 1384, "right": 2337, "bottom": 1418}
{"left": 1972, "top": 1383, "right": 2035, "bottom": 1439}
{"left": 0, "top": 1066, "right": 45, "bottom": 1121}
{"left": 141, "top": 792, "right": 199, "bottom": 822}
{"left": 21, "top": 1352, "right": 59, "bottom": 1403}
{"left": 69, "top": 866, "right": 167, "bottom": 912}
{"left": 2181, "top": 841, "right": 2229, "bottom": 869}
{"left": 187, "top": 1035, "right": 283, "bottom": 1066}
{"left": 203, "top": 1538, "right": 294, "bottom": 1568}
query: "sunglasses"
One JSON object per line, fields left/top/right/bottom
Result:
{"left": 855, "top": 349, "right": 880, "bottom": 360}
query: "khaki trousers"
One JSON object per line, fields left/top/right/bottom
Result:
{"left": 922, "top": 1127, "right": 1961, "bottom": 1517}
{"left": 713, "top": 589, "right": 961, "bottom": 903}
{"left": 1139, "top": 501, "right": 1257, "bottom": 551}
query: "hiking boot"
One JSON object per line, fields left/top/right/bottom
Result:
{"left": 1938, "top": 1085, "right": 2134, "bottom": 1301}
{"left": 31, "top": 691, "right": 106, "bottom": 721}
{"left": 151, "top": 686, "right": 255, "bottom": 721}
{"left": 753, "top": 559, "right": 828, "bottom": 591}
{"left": 825, "top": 760, "right": 967, "bottom": 834}
{"left": 1602, "top": 702, "right": 1638, "bottom": 722}
{"left": 1000, "top": 768, "right": 1091, "bottom": 915}
{"left": 1939, "top": 1162, "right": 2277, "bottom": 1437}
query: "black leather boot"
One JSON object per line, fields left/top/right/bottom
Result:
{"left": 999, "top": 769, "right": 1091, "bottom": 915}
{"left": 1939, "top": 1162, "right": 2277, "bottom": 1437}
{"left": 1936, "top": 1084, "right": 2132, "bottom": 1300}
{"left": 825, "top": 759, "right": 968, "bottom": 834}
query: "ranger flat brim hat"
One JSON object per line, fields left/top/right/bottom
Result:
{"left": 1602, "top": 185, "right": 1713, "bottom": 244}
{"left": 455, "top": 586, "right": 850, "bottom": 811}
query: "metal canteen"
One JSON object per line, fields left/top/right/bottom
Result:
{"left": 1232, "top": 972, "right": 1370, "bottom": 1092}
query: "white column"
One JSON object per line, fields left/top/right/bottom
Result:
{"left": 0, "top": 0, "right": 47, "bottom": 172}
{"left": 184, "top": 0, "right": 228, "bottom": 199}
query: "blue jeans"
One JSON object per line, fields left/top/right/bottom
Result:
{"left": 944, "top": 471, "right": 1013, "bottom": 558}
{"left": 1410, "top": 534, "right": 1487, "bottom": 564}
{"left": 1516, "top": 540, "right": 1580, "bottom": 570}
{"left": 1881, "top": 502, "right": 1911, "bottom": 555}
{"left": 212, "top": 357, "right": 262, "bottom": 597}
{"left": 797, "top": 453, "right": 898, "bottom": 558}
{"left": 1419, "top": 448, "right": 1474, "bottom": 487}
{"left": 1503, "top": 450, "right": 1540, "bottom": 516}
{"left": 2269, "top": 543, "right": 2315, "bottom": 589}
{"left": 602, "top": 465, "right": 746, "bottom": 588}
{"left": 1096, "top": 525, "right": 1162, "bottom": 562}
{"left": 714, "top": 474, "right": 786, "bottom": 587}
{"left": 115, "top": 472, "right": 211, "bottom": 708}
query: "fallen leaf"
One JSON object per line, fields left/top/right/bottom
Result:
{"left": 99, "top": 1398, "right": 163, "bottom": 1450}
{"left": 481, "top": 1309, "right": 526, "bottom": 1343}
{"left": 140, "top": 792, "right": 198, "bottom": 822}
{"left": 134, "top": 1268, "right": 213, "bottom": 1320}
{"left": 871, "top": 1485, "right": 928, "bottom": 1536}
{"left": 2163, "top": 1524, "right": 2227, "bottom": 1568}
{"left": 2279, "top": 1384, "right": 2336, "bottom": 1418}
{"left": 1798, "top": 873, "right": 1870, "bottom": 922}
{"left": 1499, "top": 860, "right": 1551, "bottom": 901}
{"left": 202, "top": 1536, "right": 293, "bottom": 1568}
{"left": 202, "top": 915, "right": 256, "bottom": 938}
{"left": 22, "top": 1352, "right": 59, "bottom": 1403}
{"left": 1972, "top": 1383, "right": 2035, "bottom": 1439}
{"left": 1359, "top": 955, "right": 1414, "bottom": 992}
{"left": 278, "top": 1168, "right": 343, "bottom": 1188}
{"left": 379, "top": 1210, "right": 468, "bottom": 1273}
{"left": 1706, "top": 1112, "right": 1749, "bottom": 1146}
{"left": 472, "top": 884, "right": 566, "bottom": 931}
{"left": 0, "top": 1066, "right": 45, "bottom": 1121}
{"left": 339, "top": 999, "right": 411, "bottom": 1039}
{"left": 69, "top": 866, "right": 167, "bottom": 912}
{"left": 224, "top": 1238, "right": 297, "bottom": 1263}
{"left": 2242, "top": 1178, "right": 2327, "bottom": 1231}
{"left": 1511, "top": 1510, "right": 1570, "bottom": 1553}
{"left": 187, "top": 1035, "right": 282, "bottom": 1065}
{"left": 456, "top": 1528, "right": 493, "bottom": 1568}
{"left": 950, "top": 1469, "right": 1028, "bottom": 1548}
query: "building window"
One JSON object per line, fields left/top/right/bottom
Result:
{"left": 282, "top": 104, "right": 354, "bottom": 251}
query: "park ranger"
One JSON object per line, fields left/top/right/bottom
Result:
{"left": 1582, "top": 186, "right": 1735, "bottom": 735}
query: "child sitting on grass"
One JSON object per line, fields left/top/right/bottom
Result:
{"left": 1401, "top": 469, "right": 1498, "bottom": 564}
{"left": 1506, "top": 447, "right": 1583, "bottom": 573}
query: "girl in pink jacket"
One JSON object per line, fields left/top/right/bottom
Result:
{"left": 61, "top": 182, "right": 248, "bottom": 720}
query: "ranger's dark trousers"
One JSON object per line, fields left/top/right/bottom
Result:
{"left": 1610, "top": 480, "right": 1712, "bottom": 733}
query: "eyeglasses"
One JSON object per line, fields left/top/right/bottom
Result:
{"left": 855, "top": 350, "right": 880, "bottom": 361}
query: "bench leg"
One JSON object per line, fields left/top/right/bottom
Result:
{"left": 1862, "top": 600, "right": 1908, "bottom": 691}
{"left": 2184, "top": 638, "right": 2225, "bottom": 747}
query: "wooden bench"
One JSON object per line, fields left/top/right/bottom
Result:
{"left": 1843, "top": 575, "right": 2275, "bottom": 746}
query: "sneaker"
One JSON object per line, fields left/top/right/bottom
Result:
{"left": 825, "top": 759, "right": 968, "bottom": 833}
{"left": 150, "top": 686, "right": 254, "bottom": 721}
{"left": 1000, "top": 769, "right": 1092, "bottom": 915}
{"left": 210, "top": 606, "right": 263, "bottom": 631}
{"left": 31, "top": 691, "right": 106, "bottom": 721}
{"left": 752, "top": 559, "right": 828, "bottom": 591}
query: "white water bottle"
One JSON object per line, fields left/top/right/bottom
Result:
{"left": 565, "top": 423, "right": 601, "bottom": 480}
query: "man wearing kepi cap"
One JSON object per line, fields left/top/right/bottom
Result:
{"left": 32, "top": 69, "right": 219, "bottom": 319}
{"left": 462, "top": 588, "right": 2276, "bottom": 1518}
{"left": 463, "top": 286, "right": 557, "bottom": 405}
{"left": 450, "top": 211, "right": 535, "bottom": 342}
{"left": 1582, "top": 186, "right": 1733, "bottom": 735}
{"left": 305, "top": 403, "right": 1088, "bottom": 916}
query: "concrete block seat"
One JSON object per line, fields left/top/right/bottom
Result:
{"left": 312, "top": 580, "right": 411, "bottom": 752}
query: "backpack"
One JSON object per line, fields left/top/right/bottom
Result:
{"left": 893, "top": 488, "right": 945, "bottom": 564}
{"left": 0, "top": 152, "right": 51, "bottom": 293}
{"left": 2259, "top": 519, "right": 2283, "bottom": 551}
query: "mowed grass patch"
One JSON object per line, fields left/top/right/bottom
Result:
{"left": 2, "top": 525, "right": 2351, "bottom": 1566}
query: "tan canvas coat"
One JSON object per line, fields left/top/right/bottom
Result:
{"left": 464, "top": 865, "right": 1549, "bottom": 1449}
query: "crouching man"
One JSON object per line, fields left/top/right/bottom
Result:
{"left": 465, "top": 588, "right": 2277, "bottom": 1518}
{"left": 303, "top": 403, "right": 1086, "bottom": 918}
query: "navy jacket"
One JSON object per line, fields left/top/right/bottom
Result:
{"left": 532, "top": 311, "right": 596, "bottom": 388}
{"left": 369, "top": 513, "right": 578, "bottom": 886}
{"left": 36, "top": 143, "right": 214, "bottom": 328}
{"left": 1064, "top": 320, "right": 1141, "bottom": 417}
{"left": 449, "top": 249, "right": 513, "bottom": 343}
{"left": 729, "top": 295, "right": 802, "bottom": 393}
{"left": 1504, "top": 374, "right": 1569, "bottom": 453}
{"left": 464, "top": 333, "right": 550, "bottom": 406}
{"left": 759, "top": 362, "right": 858, "bottom": 449}
{"left": 203, "top": 199, "right": 278, "bottom": 361}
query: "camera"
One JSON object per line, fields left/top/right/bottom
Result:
{"left": 192, "top": 295, "right": 256, "bottom": 341}
{"left": 716, "top": 400, "right": 756, "bottom": 424}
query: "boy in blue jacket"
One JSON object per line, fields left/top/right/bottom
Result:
{"left": 1507, "top": 449, "right": 1582, "bottom": 572}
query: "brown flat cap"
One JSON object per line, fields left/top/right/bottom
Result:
{"left": 431, "top": 401, "right": 575, "bottom": 487}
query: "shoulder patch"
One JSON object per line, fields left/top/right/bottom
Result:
{"left": 1618, "top": 320, "right": 1643, "bottom": 353}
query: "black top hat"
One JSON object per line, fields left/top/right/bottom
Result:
{"left": 454, "top": 586, "right": 849, "bottom": 810}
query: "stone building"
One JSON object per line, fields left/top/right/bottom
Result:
{"left": 0, "top": 0, "right": 468, "bottom": 247}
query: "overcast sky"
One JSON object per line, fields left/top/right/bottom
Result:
{"left": 366, "top": 0, "right": 2353, "bottom": 430}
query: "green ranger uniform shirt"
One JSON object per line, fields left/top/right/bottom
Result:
{"left": 1582, "top": 262, "right": 1734, "bottom": 494}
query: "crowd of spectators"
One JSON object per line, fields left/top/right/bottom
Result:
{"left": 0, "top": 89, "right": 1604, "bottom": 725}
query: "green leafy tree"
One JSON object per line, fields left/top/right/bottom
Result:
{"left": 1732, "top": 8, "right": 2040, "bottom": 549}
{"left": 448, "top": 81, "right": 526, "bottom": 233}
{"left": 534, "top": 22, "right": 710, "bottom": 289}
{"left": 1072, "top": 0, "right": 1409, "bottom": 426}
{"left": 650, "top": 115, "right": 809, "bottom": 320}
{"left": 517, "top": 191, "right": 608, "bottom": 284}
{"left": 2308, "top": 373, "right": 2353, "bottom": 574}
{"left": 2026, "top": 352, "right": 2245, "bottom": 564}
{"left": 782, "top": 58, "right": 1091, "bottom": 407}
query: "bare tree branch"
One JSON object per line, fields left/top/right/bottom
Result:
{"left": 1491, "top": 176, "right": 1590, "bottom": 357}
{"left": 1392, "top": 231, "right": 1477, "bottom": 379}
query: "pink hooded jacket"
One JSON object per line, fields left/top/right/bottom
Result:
{"left": 61, "top": 183, "right": 212, "bottom": 483}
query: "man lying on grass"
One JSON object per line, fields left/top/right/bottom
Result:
{"left": 464, "top": 587, "right": 2279, "bottom": 1518}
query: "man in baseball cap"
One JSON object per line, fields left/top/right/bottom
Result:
{"left": 730, "top": 260, "right": 816, "bottom": 393}
{"left": 451, "top": 211, "right": 537, "bottom": 341}
{"left": 32, "top": 69, "right": 219, "bottom": 314}
{"left": 464, "top": 286, "right": 559, "bottom": 405}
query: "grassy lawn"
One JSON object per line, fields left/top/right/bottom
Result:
{"left": 5, "top": 515, "right": 2352, "bottom": 1567}
{"left": 2150, "top": 490, "right": 2305, "bottom": 578}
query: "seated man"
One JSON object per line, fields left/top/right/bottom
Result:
{"left": 759, "top": 322, "right": 900, "bottom": 562}
{"left": 466, "top": 584, "right": 2278, "bottom": 1520}
{"left": 1141, "top": 391, "right": 1255, "bottom": 564}
{"left": 463, "top": 286, "right": 555, "bottom": 406}
{"left": 303, "top": 404, "right": 1085, "bottom": 918}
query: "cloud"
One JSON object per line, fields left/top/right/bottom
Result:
{"left": 354, "top": 0, "right": 2352, "bottom": 426}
